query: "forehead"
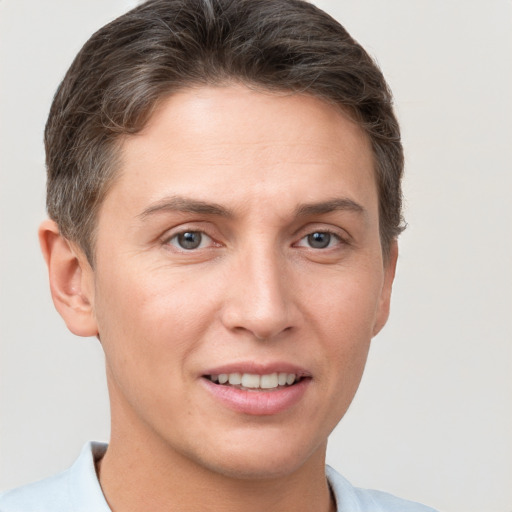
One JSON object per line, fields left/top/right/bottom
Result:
{"left": 104, "top": 85, "right": 377, "bottom": 222}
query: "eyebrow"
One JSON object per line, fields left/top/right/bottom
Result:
{"left": 138, "top": 195, "right": 366, "bottom": 221}
{"left": 138, "top": 196, "right": 233, "bottom": 220}
{"left": 294, "top": 198, "right": 366, "bottom": 217}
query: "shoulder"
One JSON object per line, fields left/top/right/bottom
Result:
{"left": 326, "top": 466, "right": 439, "bottom": 512}
{"left": 0, "top": 442, "right": 109, "bottom": 512}
{"left": 0, "top": 469, "right": 72, "bottom": 512}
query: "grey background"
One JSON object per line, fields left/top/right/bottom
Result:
{"left": 1, "top": 1, "right": 511, "bottom": 511}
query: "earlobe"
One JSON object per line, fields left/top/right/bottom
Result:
{"left": 39, "top": 219, "right": 98, "bottom": 337}
{"left": 372, "top": 240, "right": 399, "bottom": 337}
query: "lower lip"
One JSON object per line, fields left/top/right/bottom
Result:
{"left": 201, "top": 378, "right": 310, "bottom": 416}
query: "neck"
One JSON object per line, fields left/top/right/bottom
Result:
{"left": 98, "top": 405, "right": 335, "bottom": 512}
{"left": 98, "top": 446, "right": 335, "bottom": 512}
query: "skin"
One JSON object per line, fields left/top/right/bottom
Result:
{"left": 40, "top": 85, "right": 397, "bottom": 512}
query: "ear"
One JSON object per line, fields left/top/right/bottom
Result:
{"left": 372, "top": 240, "right": 398, "bottom": 337}
{"left": 39, "top": 219, "right": 98, "bottom": 337}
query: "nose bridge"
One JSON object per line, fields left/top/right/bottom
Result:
{"left": 222, "top": 236, "right": 293, "bottom": 340}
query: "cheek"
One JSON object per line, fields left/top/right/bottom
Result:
{"left": 305, "top": 268, "right": 382, "bottom": 395}
{"left": 92, "top": 267, "right": 209, "bottom": 419}
{"left": 92, "top": 263, "right": 215, "bottom": 386}
{"left": 95, "top": 261, "right": 209, "bottom": 335}
{"left": 309, "top": 267, "right": 383, "bottom": 340}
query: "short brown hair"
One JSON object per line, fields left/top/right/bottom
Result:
{"left": 45, "top": 0, "right": 405, "bottom": 264}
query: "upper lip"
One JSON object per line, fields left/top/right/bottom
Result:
{"left": 202, "top": 361, "right": 311, "bottom": 378}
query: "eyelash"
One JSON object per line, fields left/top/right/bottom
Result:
{"left": 165, "top": 230, "right": 216, "bottom": 251}
{"left": 295, "top": 230, "right": 347, "bottom": 250}
{"left": 163, "top": 227, "right": 348, "bottom": 252}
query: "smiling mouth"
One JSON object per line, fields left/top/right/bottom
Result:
{"left": 204, "top": 372, "right": 304, "bottom": 391}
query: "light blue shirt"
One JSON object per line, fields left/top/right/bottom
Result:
{"left": 0, "top": 442, "right": 438, "bottom": 511}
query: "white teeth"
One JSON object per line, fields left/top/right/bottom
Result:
{"left": 260, "top": 373, "right": 278, "bottom": 389}
{"left": 286, "top": 374, "right": 296, "bottom": 385}
{"left": 228, "top": 372, "right": 242, "bottom": 385}
{"left": 209, "top": 372, "right": 299, "bottom": 389}
{"left": 241, "top": 373, "right": 260, "bottom": 388}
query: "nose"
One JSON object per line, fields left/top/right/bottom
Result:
{"left": 220, "top": 245, "right": 296, "bottom": 341}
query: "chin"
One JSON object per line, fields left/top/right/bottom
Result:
{"left": 187, "top": 431, "right": 326, "bottom": 481}
{"left": 203, "top": 455, "right": 309, "bottom": 481}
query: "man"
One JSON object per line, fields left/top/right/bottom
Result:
{"left": 0, "top": 0, "right": 437, "bottom": 510}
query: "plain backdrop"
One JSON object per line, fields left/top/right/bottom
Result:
{"left": 1, "top": 1, "right": 511, "bottom": 511}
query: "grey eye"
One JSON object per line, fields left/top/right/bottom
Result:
{"left": 176, "top": 231, "right": 203, "bottom": 250}
{"left": 307, "top": 232, "right": 332, "bottom": 249}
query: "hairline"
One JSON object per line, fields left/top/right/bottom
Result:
{"left": 78, "top": 83, "right": 393, "bottom": 268}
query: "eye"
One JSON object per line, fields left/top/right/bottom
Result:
{"left": 167, "top": 231, "right": 212, "bottom": 250}
{"left": 296, "top": 231, "right": 342, "bottom": 249}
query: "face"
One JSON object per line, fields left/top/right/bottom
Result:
{"left": 84, "top": 85, "right": 396, "bottom": 479}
